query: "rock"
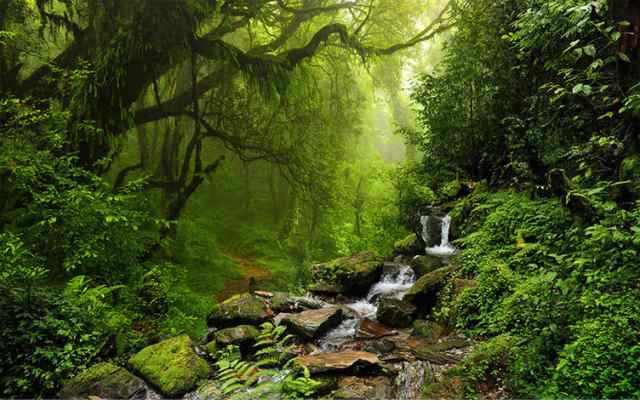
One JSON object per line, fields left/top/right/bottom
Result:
{"left": 403, "top": 266, "right": 451, "bottom": 311}
{"left": 332, "top": 376, "right": 394, "bottom": 400}
{"left": 253, "top": 290, "right": 273, "bottom": 298}
{"left": 213, "top": 324, "right": 259, "bottom": 347}
{"left": 270, "top": 291, "right": 295, "bottom": 312}
{"left": 382, "top": 262, "right": 403, "bottom": 276}
{"left": 296, "top": 350, "right": 380, "bottom": 374}
{"left": 205, "top": 340, "right": 217, "bottom": 357}
{"left": 59, "top": 362, "right": 147, "bottom": 399}
{"left": 407, "top": 336, "right": 471, "bottom": 365}
{"left": 183, "top": 381, "right": 224, "bottom": 400}
{"left": 128, "top": 335, "right": 211, "bottom": 397}
{"left": 376, "top": 297, "right": 416, "bottom": 328}
{"left": 308, "top": 281, "right": 349, "bottom": 295}
{"left": 208, "top": 293, "right": 270, "bottom": 328}
{"left": 310, "top": 251, "right": 383, "bottom": 295}
{"left": 412, "top": 320, "right": 445, "bottom": 342}
{"left": 363, "top": 339, "right": 396, "bottom": 355}
{"left": 410, "top": 254, "right": 445, "bottom": 277}
{"left": 356, "top": 318, "right": 398, "bottom": 339}
{"left": 279, "top": 307, "right": 343, "bottom": 339}
{"left": 393, "top": 233, "right": 420, "bottom": 255}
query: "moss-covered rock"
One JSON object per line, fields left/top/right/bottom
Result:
{"left": 310, "top": 251, "right": 383, "bottom": 295}
{"left": 205, "top": 340, "right": 217, "bottom": 357}
{"left": 376, "top": 297, "right": 416, "bottom": 328}
{"left": 271, "top": 291, "right": 294, "bottom": 312}
{"left": 403, "top": 266, "right": 451, "bottom": 311}
{"left": 128, "top": 335, "right": 211, "bottom": 397}
{"left": 208, "top": 293, "right": 270, "bottom": 328}
{"left": 412, "top": 320, "right": 445, "bottom": 342}
{"left": 410, "top": 254, "right": 445, "bottom": 276}
{"left": 59, "top": 362, "right": 147, "bottom": 399}
{"left": 213, "top": 324, "right": 260, "bottom": 346}
{"left": 331, "top": 376, "right": 394, "bottom": 400}
{"left": 393, "top": 233, "right": 420, "bottom": 255}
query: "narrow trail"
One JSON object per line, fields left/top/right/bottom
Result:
{"left": 216, "top": 253, "right": 272, "bottom": 302}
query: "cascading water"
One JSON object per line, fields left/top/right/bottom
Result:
{"left": 317, "top": 264, "right": 416, "bottom": 351}
{"left": 318, "top": 215, "right": 454, "bottom": 352}
{"left": 421, "top": 214, "right": 456, "bottom": 257}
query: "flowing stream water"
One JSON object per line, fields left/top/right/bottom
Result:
{"left": 307, "top": 214, "right": 456, "bottom": 398}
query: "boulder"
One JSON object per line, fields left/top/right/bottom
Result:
{"left": 376, "top": 297, "right": 416, "bottom": 328}
{"left": 331, "top": 376, "right": 394, "bottom": 400}
{"left": 270, "top": 291, "right": 296, "bottom": 312}
{"left": 213, "top": 324, "right": 259, "bottom": 347}
{"left": 183, "top": 381, "right": 224, "bottom": 400}
{"left": 310, "top": 251, "right": 383, "bottom": 295}
{"left": 363, "top": 339, "right": 396, "bottom": 355}
{"left": 128, "top": 335, "right": 211, "bottom": 397}
{"left": 393, "top": 233, "right": 420, "bottom": 255}
{"left": 205, "top": 340, "right": 217, "bottom": 357}
{"left": 278, "top": 307, "right": 343, "bottom": 339}
{"left": 412, "top": 320, "right": 445, "bottom": 342}
{"left": 356, "top": 318, "right": 397, "bottom": 339}
{"left": 410, "top": 254, "right": 444, "bottom": 277}
{"left": 403, "top": 266, "right": 451, "bottom": 311}
{"left": 307, "top": 281, "right": 348, "bottom": 294}
{"left": 59, "top": 362, "right": 147, "bottom": 399}
{"left": 407, "top": 336, "right": 471, "bottom": 365}
{"left": 296, "top": 350, "right": 380, "bottom": 374}
{"left": 208, "top": 293, "right": 270, "bottom": 328}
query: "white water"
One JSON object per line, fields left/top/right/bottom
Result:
{"left": 317, "top": 264, "right": 416, "bottom": 351}
{"left": 422, "top": 214, "right": 457, "bottom": 257}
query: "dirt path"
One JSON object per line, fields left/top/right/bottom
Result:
{"left": 216, "top": 254, "right": 272, "bottom": 302}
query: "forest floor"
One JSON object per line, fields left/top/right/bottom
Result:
{"left": 216, "top": 253, "right": 272, "bottom": 302}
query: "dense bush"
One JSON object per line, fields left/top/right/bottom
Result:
{"left": 432, "top": 189, "right": 640, "bottom": 398}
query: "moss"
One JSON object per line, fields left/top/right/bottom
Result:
{"left": 213, "top": 324, "right": 259, "bottom": 345}
{"left": 393, "top": 233, "right": 420, "bottom": 255}
{"left": 128, "top": 335, "right": 210, "bottom": 397}
{"left": 412, "top": 320, "right": 444, "bottom": 342}
{"left": 410, "top": 255, "right": 445, "bottom": 276}
{"left": 403, "top": 266, "right": 451, "bottom": 307}
{"left": 271, "top": 291, "right": 293, "bottom": 312}
{"left": 208, "top": 293, "right": 268, "bottom": 327}
{"left": 59, "top": 362, "right": 146, "bottom": 399}
{"left": 310, "top": 251, "right": 383, "bottom": 294}
{"left": 205, "top": 340, "right": 217, "bottom": 357}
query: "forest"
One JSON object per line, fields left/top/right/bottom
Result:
{"left": 1, "top": 0, "right": 639, "bottom": 401}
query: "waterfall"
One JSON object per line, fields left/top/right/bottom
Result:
{"left": 421, "top": 214, "right": 456, "bottom": 257}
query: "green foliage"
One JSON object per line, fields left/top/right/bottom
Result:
{"left": 213, "top": 323, "right": 320, "bottom": 399}
{"left": 436, "top": 189, "right": 640, "bottom": 399}
{"left": 550, "top": 315, "right": 640, "bottom": 399}
{"left": 0, "top": 275, "right": 128, "bottom": 398}
{"left": 253, "top": 322, "right": 296, "bottom": 368}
